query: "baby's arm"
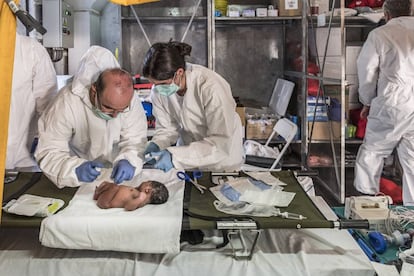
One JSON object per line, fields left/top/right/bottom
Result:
{"left": 93, "top": 182, "right": 112, "bottom": 200}
{"left": 94, "top": 182, "right": 119, "bottom": 209}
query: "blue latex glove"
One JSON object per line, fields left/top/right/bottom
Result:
{"left": 75, "top": 161, "right": 104, "bottom": 182}
{"left": 151, "top": 150, "right": 174, "bottom": 172}
{"left": 111, "top": 159, "right": 136, "bottom": 184}
{"left": 144, "top": 142, "right": 160, "bottom": 155}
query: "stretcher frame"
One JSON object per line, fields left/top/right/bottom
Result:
{"left": 2, "top": 170, "right": 369, "bottom": 259}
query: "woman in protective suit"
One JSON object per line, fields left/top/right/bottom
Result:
{"left": 142, "top": 41, "right": 244, "bottom": 172}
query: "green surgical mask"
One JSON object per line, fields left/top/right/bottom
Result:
{"left": 155, "top": 83, "right": 180, "bottom": 96}
{"left": 154, "top": 72, "right": 180, "bottom": 97}
{"left": 92, "top": 107, "right": 113, "bottom": 121}
{"left": 92, "top": 91, "right": 114, "bottom": 121}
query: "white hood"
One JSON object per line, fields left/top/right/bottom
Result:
{"left": 71, "top": 46, "right": 120, "bottom": 101}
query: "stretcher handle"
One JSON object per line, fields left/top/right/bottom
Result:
{"left": 338, "top": 219, "right": 370, "bottom": 229}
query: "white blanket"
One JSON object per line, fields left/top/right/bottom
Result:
{"left": 39, "top": 169, "right": 184, "bottom": 254}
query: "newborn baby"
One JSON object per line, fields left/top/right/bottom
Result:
{"left": 93, "top": 180, "right": 169, "bottom": 211}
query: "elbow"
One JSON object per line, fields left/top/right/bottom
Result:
{"left": 97, "top": 201, "right": 111, "bottom": 209}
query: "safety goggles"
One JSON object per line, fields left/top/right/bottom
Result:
{"left": 95, "top": 91, "right": 130, "bottom": 117}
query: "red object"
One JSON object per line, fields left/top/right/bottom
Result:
{"left": 355, "top": 118, "right": 367, "bottom": 139}
{"left": 348, "top": 0, "right": 369, "bottom": 8}
{"left": 134, "top": 83, "right": 152, "bottom": 89}
{"left": 349, "top": 108, "right": 367, "bottom": 139}
{"left": 348, "top": 0, "right": 383, "bottom": 8}
{"left": 380, "top": 177, "right": 403, "bottom": 204}
{"left": 293, "top": 58, "right": 321, "bottom": 96}
{"left": 367, "top": 0, "right": 384, "bottom": 8}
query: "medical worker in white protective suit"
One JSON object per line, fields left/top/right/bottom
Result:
{"left": 353, "top": 0, "right": 414, "bottom": 205}
{"left": 6, "top": 33, "right": 57, "bottom": 171}
{"left": 35, "top": 46, "right": 148, "bottom": 188}
{"left": 142, "top": 41, "right": 244, "bottom": 172}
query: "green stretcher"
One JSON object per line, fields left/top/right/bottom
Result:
{"left": 1, "top": 170, "right": 369, "bottom": 259}
{"left": 2, "top": 170, "right": 370, "bottom": 229}
{"left": 185, "top": 170, "right": 333, "bottom": 230}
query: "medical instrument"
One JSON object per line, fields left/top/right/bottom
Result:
{"left": 349, "top": 229, "right": 382, "bottom": 263}
{"left": 177, "top": 171, "right": 206, "bottom": 194}
{"left": 278, "top": 211, "right": 306, "bottom": 220}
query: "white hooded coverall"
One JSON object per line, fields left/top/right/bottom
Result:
{"left": 150, "top": 63, "right": 244, "bottom": 171}
{"left": 354, "top": 17, "right": 414, "bottom": 205}
{"left": 35, "top": 46, "right": 148, "bottom": 188}
{"left": 6, "top": 34, "right": 57, "bottom": 170}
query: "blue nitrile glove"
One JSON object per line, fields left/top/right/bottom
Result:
{"left": 152, "top": 150, "right": 174, "bottom": 172}
{"left": 75, "top": 161, "right": 104, "bottom": 182}
{"left": 144, "top": 142, "right": 161, "bottom": 165}
{"left": 144, "top": 142, "right": 160, "bottom": 155}
{"left": 111, "top": 159, "right": 136, "bottom": 184}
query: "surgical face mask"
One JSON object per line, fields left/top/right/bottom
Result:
{"left": 93, "top": 107, "right": 114, "bottom": 121}
{"left": 154, "top": 73, "right": 180, "bottom": 97}
{"left": 92, "top": 92, "right": 114, "bottom": 121}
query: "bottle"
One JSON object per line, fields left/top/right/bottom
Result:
{"left": 214, "top": 0, "right": 228, "bottom": 17}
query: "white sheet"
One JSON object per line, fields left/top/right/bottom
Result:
{"left": 0, "top": 227, "right": 376, "bottom": 276}
{"left": 39, "top": 169, "right": 184, "bottom": 254}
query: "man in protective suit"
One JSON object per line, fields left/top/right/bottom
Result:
{"left": 353, "top": 0, "right": 414, "bottom": 206}
{"left": 35, "top": 46, "right": 148, "bottom": 188}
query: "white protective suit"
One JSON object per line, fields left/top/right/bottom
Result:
{"left": 35, "top": 46, "right": 148, "bottom": 188}
{"left": 150, "top": 63, "right": 244, "bottom": 171}
{"left": 6, "top": 34, "right": 57, "bottom": 170}
{"left": 354, "top": 16, "right": 414, "bottom": 206}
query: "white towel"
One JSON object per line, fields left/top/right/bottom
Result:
{"left": 39, "top": 169, "right": 184, "bottom": 254}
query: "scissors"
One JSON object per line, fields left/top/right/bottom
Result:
{"left": 177, "top": 170, "right": 207, "bottom": 194}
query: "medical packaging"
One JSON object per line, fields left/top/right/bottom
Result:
{"left": 278, "top": 0, "right": 302, "bottom": 17}
{"left": 4, "top": 194, "right": 64, "bottom": 217}
{"left": 256, "top": 8, "right": 267, "bottom": 17}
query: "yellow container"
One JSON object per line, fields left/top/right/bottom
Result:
{"left": 214, "top": 0, "right": 228, "bottom": 16}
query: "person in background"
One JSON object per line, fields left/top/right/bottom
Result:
{"left": 6, "top": 33, "right": 57, "bottom": 172}
{"left": 93, "top": 180, "right": 169, "bottom": 210}
{"left": 35, "top": 46, "right": 148, "bottom": 188}
{"left": 353, "top": 0, "right": 414, "bottom": 205}
{"left": 142, "top": 41, "right": 244, "bottom": 172}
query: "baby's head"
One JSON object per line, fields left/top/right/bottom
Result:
{"left": 140, "top": 180, "right": 169, "bottom": 205}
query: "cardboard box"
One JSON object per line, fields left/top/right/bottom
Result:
{"left": 246, "top": 119, "right": 276, "bottom": 140}
{"left": 308, "top": 121, "right": 341, "bottom": 140}
{"left": 236, "top": 106, "right": 246, "bottom": 127}
{"left": 278, "top": 0, "right": 302, "bottom": 16}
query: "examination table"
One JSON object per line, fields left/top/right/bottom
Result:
{"left": 0, "top": 170, "right": 376, "bottom": 276}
